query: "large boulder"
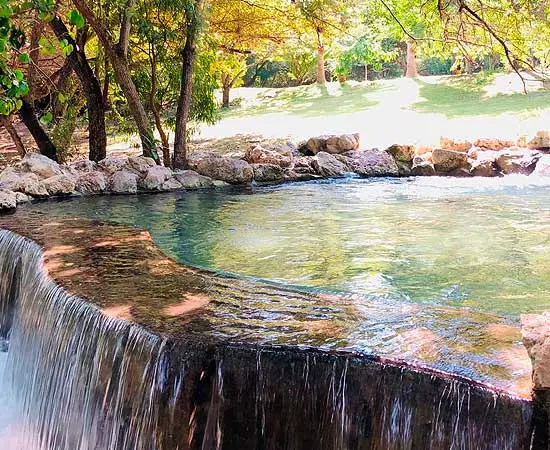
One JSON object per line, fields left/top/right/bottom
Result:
{"left": 470, "top": 159, "right": 498, "bottom": 177}
{"left": 345, "top": 149, "right": 399, "bottom": 177}
{"left": 312, "top": 152, "right": 347, "bottom": 178}
{"left": 138, "top": 166, "right": 173, "bottom": 191}
{"left": 188, "top": 152, "right": 253, "bottom": 184}
{"left": 75, "top": 171, "right": 107, "bottom": 194}
{"left": 0, "top": 167, "right": 22, "bottom": 191}
{"left": 411, "top": 155, "right": 435, "bottom": 176}
{"left": 245, "top": 145, "right": 292, "bottom": 168}
{"left": 98, "top": 156, "right": 128, "bottom": 174}
{"left": 440, "top": 137, "right": 472, "bottom": 153}
{"left": 19, "top": 153, "right": 62, "bottom": 179}
{"left": 0, "top": 189, "right": 17, "bottom": 212}
{"left": 125, "top": 156, "right": 157, "bottom": 176}
{"left": 173, "top": 170, "right": 215, "bottom": 189}
{"left": 252, "top": 164, "right": 285, "bottom": 183}
{"left": 69, "top": 160, "right": 98, "bottom": 173}
{"left": 16, "top": 173, "right": 49, "bottom": 197}
{"left": 386, "top": 144, "right": 415, "bottom": 176}
{"left": 533, "top": 154, "right": 550, "bottom": 177}
{"left": 432, "top": 148, "right": 469, "bottom": 173}
{"left": 304, "top": 134, "right": 360, "bottom": 155}
{"left": 43, "top": 175, "right": 76, "bottom": 196}
{"left": 521, "top": 312, "right": 550, "bottom": 390}
{"left": 108, "top": 170, "right": 138, "bottom": 194}
{"left": 15, "top": 192, "right": 31, "bottom": 204}
{"left": 496, "top": 150, "right": 541, "bottom": 175}
{"left": 160, "top": 177, "right": 184, "bottom": 191}
{"left": 527, "top": 131, "right": 550, "bottom": 150}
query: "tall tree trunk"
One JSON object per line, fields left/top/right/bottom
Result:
{"left": 149, "top": 47, "right": 171, "bottom": 167}
{"left": 72, "top": 0, "right": 159, "bottom": 163}
{"left": 18, "top": 99, "right": 58, "bottom": 161}
{"left": 405, "top": 42, "right": 418, "bottom": 78}
{"left": 364, "top": 63, "right": 369, "bottom": 82}
{"left": 102, "top": 59, "right": 110, "bottom": 107}
{"left": 173, "top": 0, "right": 202, "bottom": 170}
{"left": 316, "top": 28, "right": 326, "bottom": 84}
{"left": 221, "top": 74, "right": 231, "bottom": 108}
{"left": 465, "top": 57, "right": 472, "bottom": 74}
{"left": 0, "top": 116, "right": 27, "bottom": 157}
{"left": 50, "top": 16, "right": 107, "bottom": 161}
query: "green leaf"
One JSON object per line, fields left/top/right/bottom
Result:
{"left": 18, "top": 53, "right": 29, "bottom": 64}
{"left": 61, "top": 43, "right": 74, "bottom": 56}
{"left": 39, "top": 111, "right": 53, "bottom": 125}
{"left": 69, "top": 10, "right": 85, "bottom": 29}
{"left": 14, "top": 69, "right": 23, "bottom": 81}
{"left": 58, "top": 93, "right": 66, "bottom": 103}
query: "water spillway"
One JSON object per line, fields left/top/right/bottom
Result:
{"left": 0, "top": 210, "right": 538, "bottom": 449}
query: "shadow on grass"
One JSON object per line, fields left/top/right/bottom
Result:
{"left": 413, "top": 78, "right": 550, "bottom": 118}
{"left": 222, "top": 82, "right": 385, "bottom": 119}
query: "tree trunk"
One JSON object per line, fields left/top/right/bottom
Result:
{"left": 50, "top": 16, "right": 107, "bottom": 162}
{"left": 465, "top": 57, "right": 472, "bottom": 74}
{"left": 18, "top": 99, "right": 58, "bottom": 161}
{"left": 149, "top": 47, "right": 171, "bottom": 167}
{"left": 222, "top": 76, "right": 231, "bottom": 108}
{"left": 0, "top": 116, "right": 27, "bottom": 157}
{"left": 405, "top": 42, "right": 418, "bottom": 78}
{"left": 173, "top": 0, "right": 202, "bottom": 170}
{"left": 364, "top": 63, "right": 369, "bottom": 82}
{"left": 316, "top": 29, "right": 326, "bottom": 84}
{"left": 71, "top": 0, "right": 159, "bottom": 163}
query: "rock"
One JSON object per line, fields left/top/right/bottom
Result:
{"left": 0, "top": 167, "right": 22, "bottom": 190}
{"left": 312, "top": 152, "right": 347, "bottom": 178}
{"left": 527, "top": 131, "right": 550, "bottom": 150}
{"left": 284, "top": 170, "right": 319, "bottom": 182}
{"left": 188, "top": 152, "right": 253, "bottom": 185}
{"left": 305, "top": 134, "right": 360, "bottom": 155}
{"left": 270, "top": 141, "right": 300, "bottom": 158}
{"left": 432, "top": 148, "right": 469, "bottom": 173}
{"left": 244, "top": 145, "right": 292, "bottom": 168}
{"left": 160, "top": 177, "right": 184, "bottom": 191}
{"left": 496, "top": 150, "right": 541, "bottom": 175}
{"left": 98, "top": 156, "right": 128, "bottom": 174}
{"left": 345, "top": 149, "right": 399, "bottom": 177}
{"left": 43, "top": 175, "right": 76, "bottom": 196}
{"left": 470, "top": 159, "right": 498, "bottom": 177}
{"left": 212, "top": 180, "right": 230, "bottom": 188}
{"left": 292, "top": 156, "right": 318, "bottom": 174}
{"left": 387, "top": 144, "right": 415, "bottom": 163}
{"left": 70, "top": 160, "right": 98, "bottom": 173}
{"left": 75, "top": 171, "right": 107, "bottom": 194}
{"left": 19, "top": 153, "right": 62, "bottom": 179}
{"left": 474, "top": 138, "right": 515, "bottom": 151}
{"left": 173, "top": 170, "right": 215, "bottom": 189}
{"left": 440, "top": 137, "right": 472, "bottom": 153}
{"left": 0, "top": 189, "right": 17, "bottom": 211}
{"left": 252, "top": 164, "right": 285, "bottom": 183}
{"left": 521, "top": 312, "right": 550, "bottom": 390}
{"left": 416, "top": 145, "right": 434, "bottom": 156}
{"left": 108, "top": 170, "right": 138, "bottom": 194}
{"left": 139, "top": 166, "right": 173, "bottom": 191}
{"left": 15, "top": 192, "right": 31, "bottom": 204}
{"left": 411, "top": 156, "right": 436, "bottom": 176}
{"left": 125, "top": 156, "right": 157, "bottom": 175}
{"left": 17, "top": 173, "right": 49, "bottom": 198}
{"left": 533, "top": 154, "right": 550, "bottom": 176}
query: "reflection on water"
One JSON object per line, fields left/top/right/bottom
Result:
{"left": 35, "top": 175, "right": 550, "bottom": 318}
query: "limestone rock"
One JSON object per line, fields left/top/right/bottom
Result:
{"left": 139, "top": 166, "right": 173, "bottom": 191}
{"left": 305, "top": 134, "right": 360, "bottom": 155}
{"left": 15, "top": 192, "right": 31, "bottom": 204}
{"left": 432, "top": 149, "right": 469, "bottom": 173}
{"left": 440, "top": 137, "right": 472, "bottom": 153}
{"left": 173, "top": 170, "right": 215, "bottom": 189}
{"left": 108, "top": 170, "right": 138, "bottom": 194}
{"left": 70, "top": 160, "right": 98, "bottom": 173}
{"left": 496, "top": 150, "right": 541, "bottom": 175}
{"left": 75, "top": 171, "right": 107, "bottom": 194}
{"left": 387, "top": 144, "right": 415, "bottom": 162}
{"left": 474, "top": 138, "right": 515, "bottom": 151}
{"left": 292, "top": 156, "right": 317, "bottom": 174}
{"left": 160, "top": 177, "right": 184, "bottom": 191}
{"left": 125, "top": 156, "right": 157, "bottom": 176}
{"left": 470, "top": 159, "right": 498, "bottom": 177}
{"left": 521, "top": 312, "right": 550, "bottom": 390}
{"left": 252, "top": 164, "right": 285, "bottom": 183}
{"left": 43, "top": 175, "right": 76, "bottom": 196}
{"left": 411, "top": 156, "right": 435, "bottom": 176}
{"left": 0, "top": 167, "right": 22, "bottom": 190}
{"left": 533, "top": 154, "right": 550, "bottom": 177}
{"left": 245, "top": 145, "right": 292, "bottom": 168}
{"left": 19, "top": 153, "right": 62, "bottom": 179}
{"left": 312, "top": 152, "right": 347, "bottom": 178}
{"left": 527, "top": 131, "right": 550, "bottom": 150}
{"left": 0, "top": 189, "right": 17, "bottom": 211}
{"left": 345, "top": 149, "right": 399, "bottom": 177}
{"left": 98, "top": 156, "right": 128, "bottom": 174}
{"left": 188, "top": 152, "right": 253, "bottom": 185}
{"left": 17, "top": 173, "right": 49, "bottom": 198}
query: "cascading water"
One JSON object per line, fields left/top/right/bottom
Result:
{"left": 0, "top": 228, "right": 536, "bottom": 449}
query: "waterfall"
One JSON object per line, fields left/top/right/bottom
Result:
{"left": 0, "top": 229, "right": 535, "bottom": 449}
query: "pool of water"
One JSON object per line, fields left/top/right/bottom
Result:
{"left": 33, "top": 175, "right": 550, "bottom": 320}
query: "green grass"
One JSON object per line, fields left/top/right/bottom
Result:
{"left": 412, "top": 73, "right": 550, "bottom": 118}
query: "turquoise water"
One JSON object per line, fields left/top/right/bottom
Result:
{"left": 35, "top": 176, "right": 550, "bottom": 319}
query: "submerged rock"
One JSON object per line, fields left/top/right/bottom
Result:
{"left": 43, "top": 175, "right": 76, "bottom": 196}
{"left": 75, "top": 171, "right": 107, "bottom": 194}
{"left": 245, "top": 145, "right": 292, "bottom": 168}
{"left": 252, "top": 163, "right": 285, "bottom": 183}
{"left": 345, "top": 149, "right": 399, "bottom": 176}
{"left": 496, "top": 150, "right": 541, "bottom": 175}
{"left": 19, "top": 153, "right": 62, "bottom": 179}
{"left": 0, "top": 189, "right": 17, "bottom": 211}
{"left": 139, "top": 166, "right": 172, "bottom": 191}
{"left": 108, "top": 170, "right": 138, "bottom": 194}
{"left": 312, "top": 151, "right": 347, "bottom": 178}
{"left": 173, "top": 170, "right": 215, "bottom": 189}
{"left": 305, "top": 134, "right": 360, "bottom": 155}
{"left": 432, "top": 149, "right": 469, "bottom": 173}
{"left": 188, "top": 152, "right": 253, "bottom": 184}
